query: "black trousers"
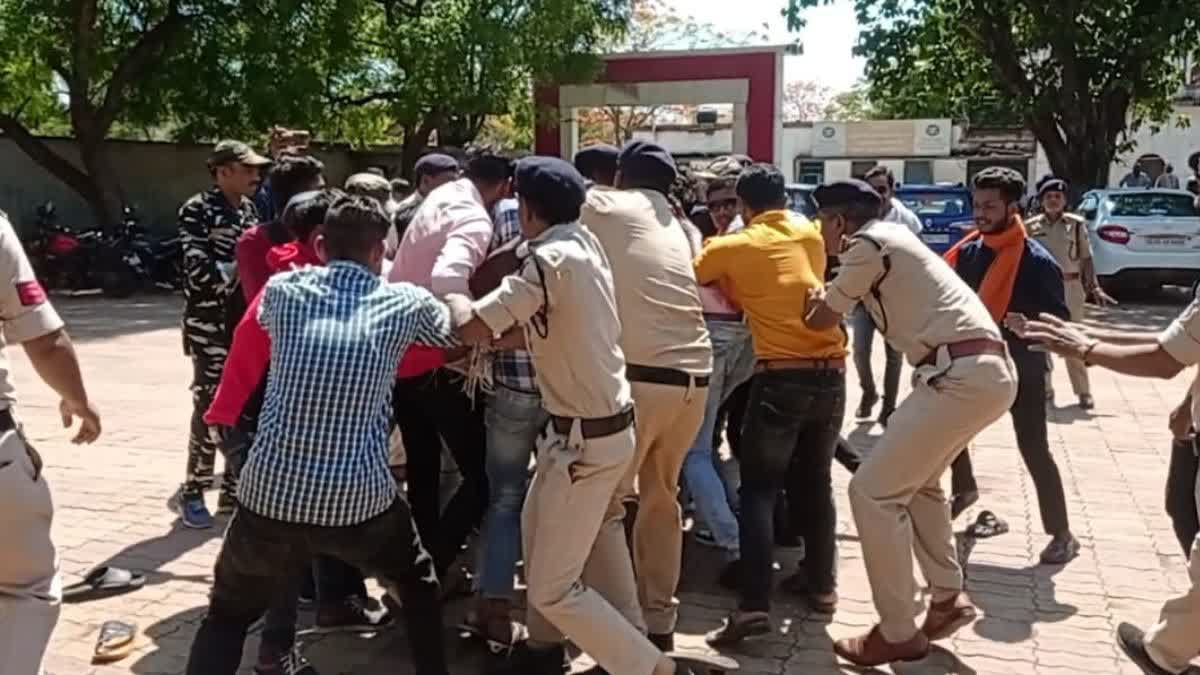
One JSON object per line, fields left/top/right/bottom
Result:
{"left": 736, "top": 369, "right": 846, "bottom": 611}
{"left": 1166, "top": 438, "right": 1200, "bottom": 557}
{"left": 259, "top": 556, "right": 369, "bottom": 654}
{"left": 392, "top": 369, "right": 488, "bottom": 576}
{"left": 185, "top": 501, "right": 447, "bottom": 675}
{"left": 951, "top": 350, "right": 1070, "bottom": 535}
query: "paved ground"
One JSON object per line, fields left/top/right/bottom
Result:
{"left": 20, "top": 292, "right": 1199, "bottom": 674}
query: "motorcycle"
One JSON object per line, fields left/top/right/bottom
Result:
{"left": 24, "top": 201, "right": 105, "bottom": 294}
{"left": 93, "top": 205, "right": 183, "bottom": 298}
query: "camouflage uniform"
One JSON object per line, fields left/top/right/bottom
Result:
{"left": 179, "top": 186, "right": 257, "bottom": 496}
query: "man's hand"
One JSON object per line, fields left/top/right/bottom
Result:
{"left": 804, "top": 287, "right": 827, "bottom": 322}
{"left": 60, "top": 398, "right": 100, "bottom": 444}
{"left": 1090, "top": 286, "right": 1118, "bottom": 307}
{"left": 1169, "top": 395, "right": 1193, "bottom": 440}
{"left": 1012, "top": 313, "right": 1096, "bottom": 359}
{"left": 458, "top": 316, "right": 495, "bottom": 346}
{"left": 493, "top": 327, "right": 527, "bottom": 350}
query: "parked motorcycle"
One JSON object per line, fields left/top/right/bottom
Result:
{"left": 99, "top": 205, "right": 182, "bottom": 298}
{"left": 24, "top": 201, "right": 105, "bottom": 293}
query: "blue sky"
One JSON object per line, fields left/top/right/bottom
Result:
{"left": 665, "top": 0, "right": 865, "bottom": 91}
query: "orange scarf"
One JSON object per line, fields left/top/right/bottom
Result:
{"left": 943, "top": 215, "right": 1027, "bottom": 322}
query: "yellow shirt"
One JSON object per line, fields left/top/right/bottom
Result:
{"left": 694, "top": 209, "right": 847, "bottom": 360}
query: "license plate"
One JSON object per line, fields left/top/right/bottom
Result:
{"left": 1144, "top": 235, "right": 1188, "bottom": 247}
{"left": 922, "top": 233, "right": 950, "bottom": 244}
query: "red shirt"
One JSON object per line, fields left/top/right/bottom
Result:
{"left": 235, "top": 223, "right": 281, "bottom": 302}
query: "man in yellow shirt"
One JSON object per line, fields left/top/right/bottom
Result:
{"left": 694, "top": 163, "right": 848, "bottom": 645}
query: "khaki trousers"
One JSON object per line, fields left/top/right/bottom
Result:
{"left": 1060, "top": 279, "right": 1091, "bottom": 397}
{"left": 1145, "top": 469, "right": 1200, "bottom": 673}
{"left": 0, "top": 429, "right": 60, "bottom": 675}
{"left": 849, "top": 353, "right": 1017, "bottom": 643}
{"left": 615, "top": 381, "right": 707, "bottom": 634}
{"left": 524, "top": 420, "right": 662, "bottom": 675}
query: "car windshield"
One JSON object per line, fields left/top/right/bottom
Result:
{"left": 898, "top": 193, "right": 969, "bottom": 217}
{"left": 1107, "top": 193, "right": 1196, "bottom": 217}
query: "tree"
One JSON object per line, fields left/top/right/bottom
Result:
{"left": 785, "top": 0, "right": 1200, "bottom": 192}
{"left": 823, "top": 83, "right": 877, "bottom": 121}
{"left": 783, "top": 80, "right": 834, "bottom": 122}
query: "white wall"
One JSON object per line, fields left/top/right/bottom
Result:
{"left": 631, "top": 128, "right": 733, "bottom": 155}
{"left": 1110, "top": 105, "right": 1200, "bottom": 185}
{"left": 780, "top": 126, "right": 812, "bottom": 182}
{"left": 933, "top": 159, "right": 969, "bottom": 184}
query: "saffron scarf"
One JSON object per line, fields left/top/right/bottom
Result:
{"left": 943, "top": 215, "right": 1027, "bottom": 322}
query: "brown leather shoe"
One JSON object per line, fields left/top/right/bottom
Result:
{"left": 920, "top": 593, "right": 978, "bottom": 641}
{"left": 834, "top": 625, "right": 929, "bottom": 666}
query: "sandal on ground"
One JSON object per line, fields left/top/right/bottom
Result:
{"left": 63, "top": 566, "right": 146, "bottom": 603}
{"left": 92, "top": 620, "right": 137, "bottom": 664}
{"left": 965, "top": 510, "right": 1009, "bottom": 539}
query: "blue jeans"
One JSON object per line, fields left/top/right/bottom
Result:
{"left": 851, "top": 305, "right": 901, "bottom": 408}
{"left": 478, "top": 384, "right": 548, "bottom": 599}
{"left": 680, "top": 320, "right": 754, "bottom": 557}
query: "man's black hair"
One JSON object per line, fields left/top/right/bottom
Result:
{"left": 972, "top": 166, "right": 1026, "bottom": 204}
{"left": 735, "top": 163, "right": 788, "bottom": 212}
{"left": 322, "top": 195, "right": 390, "bottom": 260}
{"left": 466, "top": 154, "right": 514, "bottom": 187}
{"left": 1189, "top": 151, "right": 1200, "bottom": 173}
{"left": 285, "top": 188, "right": 343, "bottom": 243}
{"left": 863, "top": 165, "right": 895, "bottom": 188}
{"left": 269, "top": 154, "right": 325, "bottom": 212}
{"left": 705, "top": 176, "right": 737, "bottom": 198}
{"left": 820, "top": 202, "right": 879, "bottom": 229}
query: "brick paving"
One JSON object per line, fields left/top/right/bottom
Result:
{"left": 19, "top": 293, "right": 1199, "bottom": 674}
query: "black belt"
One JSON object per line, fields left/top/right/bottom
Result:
{"left": 0, "top": 408, "right": 15, "bottom": 433}
{"left": 704, "top": 312, "right": 743, "bottom": 323}
{"left": 626, "top": 364, "right": 710, "bottom": 388}
{"left": 550, "top": 406, "right": 636, "bottom": 439}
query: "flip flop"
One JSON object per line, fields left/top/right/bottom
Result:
{"left": 92, "top": 620, "right": 137, "bottom": 664}
{"left": 667, "top": 651, "right": 741, "bottom": 674}
{"left": 63, "top": 566, "right": 146, "bottom": 603}
{"left": 965, "top": 510, "right": 1009, "bottom": 539}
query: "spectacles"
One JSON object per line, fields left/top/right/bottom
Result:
{"left": 706, "top": 198, "right": 738, "bottom": 211}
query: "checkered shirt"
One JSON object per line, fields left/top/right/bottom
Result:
{"left": 237, "top": 261, "right": 457, "bottom": 526}
{"left": 489, "top": 199, "right": 538, "bottom": 393}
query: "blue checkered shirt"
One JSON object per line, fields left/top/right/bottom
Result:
{"left": 237, "top": 261, "right": 457, "bottom": 526}
{"left": 489, "top": 199, "right": 538, "bottom": 393}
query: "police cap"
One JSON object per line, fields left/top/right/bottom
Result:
{"left": 812, "top": 179, "right": 882, "bottom": 212}
{"left": 515, "top": 156, "right": 587, "bottom": 225}
{"left": 618, "top": 141, "right": 678, "bottom": 191}
{"left": 208, "top": 140, "right": 271, "bottom": 169}
{"left": 1038, "top": 178, "right": 1068, "bottom": 196}
{"left": 573, "top": 144, "right": 620, "bottom": 179}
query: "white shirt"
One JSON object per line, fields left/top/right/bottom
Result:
{"left": 883, "top": 197, "right": 923, "bottom": 235}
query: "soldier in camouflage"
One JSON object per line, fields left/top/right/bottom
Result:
{"left": 175, "top": 140, "right": 269, "bottom": 528}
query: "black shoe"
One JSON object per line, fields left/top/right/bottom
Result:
{"left": 1116, "top": 622, "right": 1173, "bottom": 675}
{"left": 255, "top": 646, "right": 319, "bottom": 675}
{"left": 878, "top": 403, "right": 895, "bottom": 427}
{"left": 649, "top": 632, "right": 674, "bottom": 652}
{"left": 717, "top": 559, "right": 741, "bottom": 591}
{"left": 705, "top": 612, "right": 771, "bottom": 647}
{"left": 1079, "top": 394, "right": 1095, "bottom": 410}
{"left": 856, "top": 392, "right": 878, "bottom": 419}
{"left": 217, "top": 489, "right": 237, "bottom": 515}
{"left": 313, "top": 595, "right": 392, "bottom": 633}
{"left": 1039, "top": 533, "right": 1080, "bottom": 565}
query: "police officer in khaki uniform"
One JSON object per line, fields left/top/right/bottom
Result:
{"left": 452, "top": 157, "right": 730, "bottom": 675}
{"left": 1014, "top": 304, "right": 1200, "bottom": 675}
{"left": 1026, "top": 177, "right": 1114, "bottom": 409}
{"left": 805, "top": 180, "right": 1017, "bottom": 667}
{"left": 0, "top": 210, "right": 101, "bottom": 674}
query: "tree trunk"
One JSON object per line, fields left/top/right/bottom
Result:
{"left": 399, "top": 117, "right": 440, "bottom": 178}
{"left": 77, "top": 134, "right": 123, "bottom": 232}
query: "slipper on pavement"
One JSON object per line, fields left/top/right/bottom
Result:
{"left": 63, "top": 566, "right": 146, "bottom": 603}
{"left": 92, "top": 620, "right": 138, "bottom": 664}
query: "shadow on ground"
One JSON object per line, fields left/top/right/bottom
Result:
{"left": 53, "top": 294, "right": 182, "bottom": 343}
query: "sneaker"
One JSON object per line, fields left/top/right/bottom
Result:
{"left": 1116, "top": 622, "right": 1174, "bottom": 675}
{"left": 856, "top": 392, "right": 878, "bottom": 419}
{"left": 313, "top": 595, "right": 392, "bottom": 634}
{"left": 179, "top": 492, "right": 213, "bottom": 529}
{"left": 1039, "top": 533, "right": 1080, "bottom": 565}
{"left": 255, "top": 646, "right": 318, "bottom": 675}
{"left": 705, "top": 612, "right": 771, "bottom": 647}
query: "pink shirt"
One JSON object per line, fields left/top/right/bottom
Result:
{"left": 388, "top": 179, "right": 493, "bottom": 297}
{"left": 696, "top": 216, "right": 744, "bottom": 316}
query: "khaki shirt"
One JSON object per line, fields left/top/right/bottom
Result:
{"left": 1158, "top": 298, "right": 1200, "bottom": 422}
{"left": 825, "top": 220, "right": 1000, "bottom": 364}
{"left": 0, "top": 213, "right": 65, "bottom": 407}
{"left": 1027, "top": 213, "right": 1090, "bottom": 275}
{"left": 472, "top": 222, "right": 632, "bottom": 419}
{"left": 582, "top": 188, "right": 712, "bottom": 376}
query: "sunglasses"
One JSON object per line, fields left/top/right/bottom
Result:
{"left": 706, "top": 198, "right": 738, "bottom": 211}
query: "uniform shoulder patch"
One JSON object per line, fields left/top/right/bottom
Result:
{"left": 15, "top": 280, "right": 47, "bottom": 306}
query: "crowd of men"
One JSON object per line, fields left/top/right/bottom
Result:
{"left": 3, "top": 132, "right": 1200, "bottom": 675}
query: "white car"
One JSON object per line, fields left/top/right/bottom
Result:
{"left": 1078, "top": 188, "right": 1200, "bottom": 293}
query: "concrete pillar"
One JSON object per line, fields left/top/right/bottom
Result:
{"left": 559, "top": 107, "right": 579, "bottom": 160}
{"left": 732, "top": 103, "right": 749, "bottom": 156}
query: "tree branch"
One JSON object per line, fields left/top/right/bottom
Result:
{"left": 95, "top": 9, "right": 193, "bottom": 132}
{"left": 0, "top": 113, "right": 96, "bottom": 196}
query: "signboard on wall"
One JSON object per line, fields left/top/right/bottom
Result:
{"left": 810, "top": 119, "right": 952, "bottom": 157}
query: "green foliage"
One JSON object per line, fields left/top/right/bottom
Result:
{"left": 785, "top": 0, "right": 1200, "bottom": 188}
